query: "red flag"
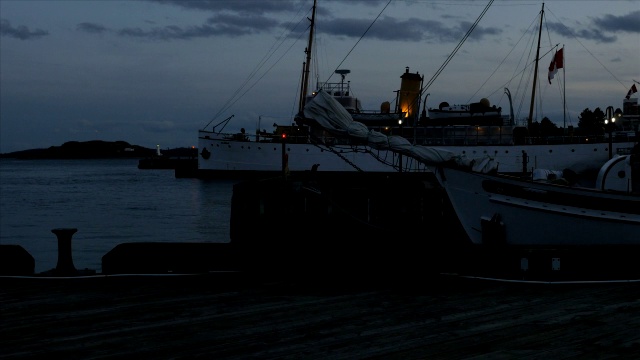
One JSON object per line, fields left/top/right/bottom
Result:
{"left": 626, "top": 84, "right": 637, "bottom": 99}
{"left": 548, "top": 48, "right": 564, "bottom": 84}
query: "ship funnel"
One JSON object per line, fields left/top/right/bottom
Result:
{"left": 399, "top": 67, "right": 423, "bottom": 125}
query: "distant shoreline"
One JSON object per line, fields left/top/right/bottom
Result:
{"left": 0, "top": 140, "right": 196, "bottom": 159}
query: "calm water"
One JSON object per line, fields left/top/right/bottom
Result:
{"left": 0, "top": 159, "right": 235, "bottom": 274}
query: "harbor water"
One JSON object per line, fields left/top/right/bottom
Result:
{"left": 0, "top": 159, "right": 235, "bottom": 274}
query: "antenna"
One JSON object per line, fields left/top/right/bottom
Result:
{"left": 335, "top": 69, "right": 350, "bottom": 96}
{"left": 335, "top": 69, "right": 351, "bottom": 80}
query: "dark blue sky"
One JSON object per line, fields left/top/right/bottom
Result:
{"left": 1, "top": 0, "right": 638, "bottom": 152}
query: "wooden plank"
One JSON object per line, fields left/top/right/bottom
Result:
{"left": 2, "top": 274, "right": 640, "bottom": 358}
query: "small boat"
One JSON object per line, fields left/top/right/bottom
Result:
{"left": 434, "top": 153, "right": 640, "bottom": 247}
{"left": 297, "top": 85, "right": 640, "bottom": 248}
{"left": 296, "top": 88, "right": 640, "bottom": 278}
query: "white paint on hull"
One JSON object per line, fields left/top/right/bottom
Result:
{"left": 198, "top": 132, "right": 636, "bottom": 174}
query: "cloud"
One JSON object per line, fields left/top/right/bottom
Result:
{"left": 548, "top": 21, "right": 617, "bottom": 43}
{"left": 147, "top": 0, "right": 303, "bottom": 15}
{"left": 74, "top": 0, "right": 502, "bottom": 44}
{"left": 76, "top": 10, "right": 281, "bottom": 40}
{"left": 593, "top": 10, "right": 640, "bottom": 33}
{"left": 546, "top": 10, "right": 640, "bottom": 44}
{"left": 77, "top": 22, "right": 108, "bottom": 34}
{"left": 116, "top": 16, "right": 279, "bottom": 40}
{"left": 317, "top": 16, "right": 501, "bottom": 43}
{"left": 0, "top": 19, "right": 48, "bottom": 40}
{"left": 206, "top": 13, "right": 280, "bottom": 31}
{"left": 70, "top": 2, "right": 633, "bottom": 46}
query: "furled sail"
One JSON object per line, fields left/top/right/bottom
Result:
{"left": 302, "top": 89, "right": 497, "bottom": 173}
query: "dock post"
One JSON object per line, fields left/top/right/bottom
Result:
{"left": 52, "top": 228, "right": 78, "bottom": 276}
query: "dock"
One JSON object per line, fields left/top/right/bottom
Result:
{"left": 2, "top": 273, "right": 640, "bottom": 358}
{"left": 3, "top": 171, "right": 640, "bottom": 358}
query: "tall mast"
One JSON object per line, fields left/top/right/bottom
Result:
{"left": 298, "top": 0, "right": 317, "bottom": 113}
{"left": 562, "top": 44, "right": 566, "bottom": 129}
{"left": 527, "top": 3, "right": 544, "bottom": 131}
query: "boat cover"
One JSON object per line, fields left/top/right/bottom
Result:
{"left": 303, "top": 89, "right": 498, "bottom": 173}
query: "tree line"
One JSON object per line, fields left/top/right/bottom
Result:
{"left": 528, "top": 107, "right": 624, "bottom": 138}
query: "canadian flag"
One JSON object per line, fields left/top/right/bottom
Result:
{"left": 626, "top": 84, "right": 637, "bottom": 99}
{"left": 548, "top": 48, "right": 564, "bottom": 84}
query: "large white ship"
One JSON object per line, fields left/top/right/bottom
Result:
{"left": 197, "top": 0, "right": 638, "bottom": 179}
{"left": 197, "top": 67, "right": 637, "bottom": 178}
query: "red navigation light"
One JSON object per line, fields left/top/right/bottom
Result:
{"left": 282, "top": 133, "right": 287, "bottom": 139}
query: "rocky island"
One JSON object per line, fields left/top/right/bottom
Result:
{"left": 0, "top": 140, "right": 196, "bottom": 159}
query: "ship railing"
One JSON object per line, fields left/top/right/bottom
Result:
{"left": 613, "top": 131, "right": 637, "bottom": 142}
{"left": 410, "top": 125, "right": 514, "bottom": 146}
{"left": 315, "top": 81, "right": 351, "bottom": 97}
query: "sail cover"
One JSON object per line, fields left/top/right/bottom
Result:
{"left": 302, "top": 89, "right": 497, "bottom": 173}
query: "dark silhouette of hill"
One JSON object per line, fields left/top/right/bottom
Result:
{"left": 0, "top": 140, "right": 197, "bottom": 159}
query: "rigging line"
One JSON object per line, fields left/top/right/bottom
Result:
{"left": 533, "top": 46, "right": 561, "bottom": 122}
{"left": 213, "top": 15, "right": 308, "bottom": 121}
{"left": 422, "top": 0, "right": 494, "bottom": 94}
{"left": 544, "top": 7, "right": 628, "bottom": 91}
{"left": 291, "top": 52, "right": 306, "bottom": 120}
{"left": 322, "top": 0, "right": 393, "bottom": 86}
{"left": 292, "top": 19, "right": 321, "bottom": 120}
{"left": 511, "top": 20, "right": 539, "bottom": 121}
{"left": 219, "top": 28, "right": 309, "bottom": 119}
{"left": 537, "top": 11, "right": 562, "bottom": 122}
{"left": 484, "top": 46, "right": 560, "bottom": 122}
{"left": 208, "top": 2, "right": 311, "bottom": 124}
{"left": 518, "top": 21, "right": 541, "bottom": 122}
{"left": 467, "top": 5, "right": 539, "bottom": 105}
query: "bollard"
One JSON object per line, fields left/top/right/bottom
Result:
{"left": 51, "top": 228, "right": 78, "bottom": 276}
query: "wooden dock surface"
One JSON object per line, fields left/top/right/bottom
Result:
{"left": 2, "top": 273, "right": 640, "bottom": 359}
